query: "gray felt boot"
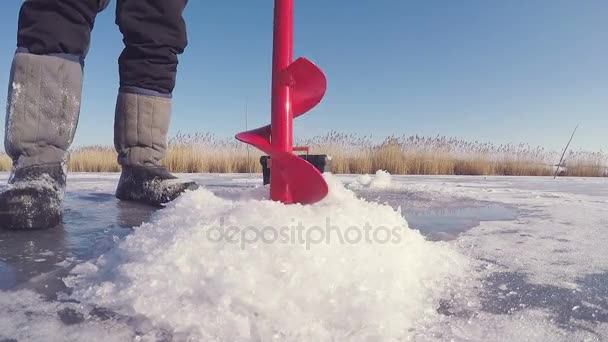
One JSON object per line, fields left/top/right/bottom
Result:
{"left": 114, "top": 92, "right": 197, "bottom": 207}
{"left": 0, "top": 52, "right": 81, "bottom": 230}
{"left": 0, "top": 163, "right": 66, "bottom": 230}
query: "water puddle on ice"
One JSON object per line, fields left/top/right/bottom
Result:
{"left": 201, "top": 177, "right": 520, "bottom": 241}
{"left": 0, "top": 192, "right": 155, "bottom": 293}
{"left": 404, "top": 203, "right": 518, "bottom": 240}
{"left": 356, "top": 190, "right": 518, "bottom": 240}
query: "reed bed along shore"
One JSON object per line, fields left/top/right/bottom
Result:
{"left": 0, "top": 132, "right": 605, "bottom": 177}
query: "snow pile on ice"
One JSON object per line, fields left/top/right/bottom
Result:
{"left": 348, "top": 170, "right": 393, "bottom": 190}
{"left": 66, "top": 174, "right": 469, "bottom": 341}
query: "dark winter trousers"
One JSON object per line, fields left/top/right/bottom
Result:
{"left": 6, "top": 0, "right": 188, "bottom": 168}
{"left": 17, "top": 0, "right": 188, "bottom": 95}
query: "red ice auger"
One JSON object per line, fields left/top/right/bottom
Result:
{"left": 236, "top": 0, "right": 329, "bottom": 204}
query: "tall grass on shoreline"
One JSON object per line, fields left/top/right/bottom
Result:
{"left": 0, "top": 132, "right": 605, "bottom": 176}
{"left": 303, "top": 133, "right": 565, "bottom": 176}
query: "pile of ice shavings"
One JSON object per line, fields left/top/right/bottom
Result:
{"left": 66, "top": 174, "right": 469, "bottom": 341}
{"left": 348, "top": 170, "right": 393, "bottom": 190}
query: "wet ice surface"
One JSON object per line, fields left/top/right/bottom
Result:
{"left": 0, "top": 172, "right": 607, "bottom": 341}
{"left": 357, "top": 189, "right": 518, "bottom": 241}
{"left": 0, "top": 177, "right": 154, "bottom": 294}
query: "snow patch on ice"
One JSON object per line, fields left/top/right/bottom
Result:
{"left": 66, "top": 174, "right": 469, "bottom": 341}
{"left": 230, "top": 177, "right": 263, "bottom": 184}
{"left": 422, "top": 309, "right": 608, "bottom": 341}
{"left": 348, "top": 170, "right": 393, "bottom": 190}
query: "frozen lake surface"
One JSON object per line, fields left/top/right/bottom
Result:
{"left": 0, "top": 172, "right": 607, "bottom": 341}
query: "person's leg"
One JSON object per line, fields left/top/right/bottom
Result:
{"left": 114, "top": 0, "right": 196, "bottom": 206}
{"left": 0, "top": 0, "right": 109, "bottom": 230}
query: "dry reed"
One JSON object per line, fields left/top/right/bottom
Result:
{"left": 0, "top": 131, "right": 605, "bottom": 176}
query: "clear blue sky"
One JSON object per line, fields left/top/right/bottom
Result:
{"left": 0, "top": 0, "right": 605, "bottom": 151}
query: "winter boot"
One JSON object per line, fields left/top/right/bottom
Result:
{"left": 115, "top": 165, "right": 198, "bottom": 207}
{"left": 0, "top": 52, "right": 82, "bottom": 230}
{"left": 114, "top": 91, "right": 197, "bottom": 206}
{"left": 0, "top": 163, "right": 66, "bottom": 230}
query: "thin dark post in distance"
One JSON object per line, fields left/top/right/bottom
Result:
{"left": 245, "top": 101, "right": 251, "bottom": 175}
{"left": 554, "top": 124, "right": 579, "bottom": 179}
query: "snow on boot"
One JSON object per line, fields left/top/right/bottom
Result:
{"left": 115, "top": 165, "right": 198, "bottom": 207}
{"left": 1, "top": 52, "right": 82, "bottom": 230}
{"left": 5, "top": 52, "right": 82, "bottom": 168}
{"left": 0, "top": 163, "right": 66, "bottom": 230}
{"left": 114, "top": 91, "right": 198, "bottom": 206}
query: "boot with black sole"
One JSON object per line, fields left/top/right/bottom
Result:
{"left": 115, "top": 165, "right": 198, "bottom": 207}
{"left": 114, "top": 91, "right": 199, "bottom": 206}
{"left": 0, "top": 163, "right": 66, "bottom": 230}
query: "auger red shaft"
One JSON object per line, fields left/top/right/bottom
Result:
{"left": 270, "top": 0, "right": 295, "bottom": 203}
{"left": 235, "top": 0, "right": 328, "bottom": 204}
